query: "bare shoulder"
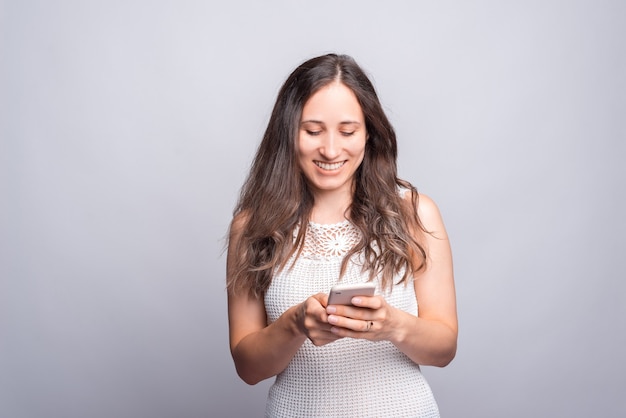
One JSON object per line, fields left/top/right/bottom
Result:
{"left": 229, "top": 210, "right": 251, "bottom": 242}
{"left": 416, "top": 193, "right": 442, "bottom": 223}
{"left": 401, "top": 191, "right": 448, "bottom": 239}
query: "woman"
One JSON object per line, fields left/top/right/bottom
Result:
{"left": 227, "top": 53, "right": 457, "bottom": 417}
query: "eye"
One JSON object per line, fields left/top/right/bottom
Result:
{"left": 340, "top": 131, "right": 355, "bottom": 137}
{"left": 306, "top": 130, "right": 322, "bottom": 136}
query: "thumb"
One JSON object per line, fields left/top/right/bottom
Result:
{"left": 312, "top": 292, "right": 329, "bottom": 308}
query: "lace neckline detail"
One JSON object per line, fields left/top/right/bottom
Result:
{"left": 308, "top": 219, "right": 351, "bottom": 228}
{"left": 296, "top": 219, "right": 361, "bottom": 260}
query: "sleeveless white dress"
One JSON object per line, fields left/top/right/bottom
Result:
{"left": 264, "top": 220, "right": 440, "bottom": 417}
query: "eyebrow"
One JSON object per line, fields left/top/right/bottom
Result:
{"left": 300, "top": 119, "right": 362, "bottom": 126}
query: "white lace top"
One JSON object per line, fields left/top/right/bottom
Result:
{"left": 264, "top": 220, "right": 439, "bottom": 417}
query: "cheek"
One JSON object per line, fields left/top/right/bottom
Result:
{"left": 295, "top": 135, "right": 306, "bottom": 159}
{"left": 356, "top": 139, "right": 367, "bottom": 167}
{"left": 297, "top": 135, "right": 322, "bottom": 160}
{"left": 351, "top": 137, "right": 367, "bottom": 157}
{"left": 296, "top": 143, "right": 311, "bottom": 162}
{"left": 296, "top": 145, "right": 315, "bottom": 173}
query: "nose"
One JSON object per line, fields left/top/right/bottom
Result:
{"left": 320, "top": 132, "right": 340, "bottom": 160}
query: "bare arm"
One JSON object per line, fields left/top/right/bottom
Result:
{"left": 227, "top": 289, "right": 305, "bottom": 385}
{"left": 326, "top": 194, "right": 458, "bottom": 366}
{"left": 227, "top": 215, "right": 340, "bottom": 385}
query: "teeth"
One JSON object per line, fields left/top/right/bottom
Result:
{"left": 315, "top": 161, "right": 345, "bottom": 170}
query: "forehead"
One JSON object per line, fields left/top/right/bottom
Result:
{"left": 301, "top": 82, "right": 364, "bottom": 121}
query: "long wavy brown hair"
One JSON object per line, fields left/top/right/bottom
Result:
{"left": 228, "top": 54, "right": 427, "bottom": 296}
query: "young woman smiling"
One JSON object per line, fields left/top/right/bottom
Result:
{"left": 227, "top": 54, "right": 457, "bottom": 417}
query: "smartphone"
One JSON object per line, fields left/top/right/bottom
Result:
{"left": 327, "top": 282, "right": 376, "bottom": 305}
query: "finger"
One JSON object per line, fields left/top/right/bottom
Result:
{"left": 305, "top": 314, "right": 334, "bottom": 332}
{"left": 330, "top": 325, "right": 371, "bottom": 340}
{"left": 350, "top": 295, "right": 382, "bottom": 309}
{"left": 327, "top": 305, "right": 372, "bottom": 321}
{"left": 327, "top": 315, "right": 372, "bottom": 332}
{"left": 305, "top": 298, "right": 331, "bottom": 322}
{"left": 312, "top": 292, "right": 329, "bottom": 308}
{"left": 308, "top": 326, "right": 343, "bottom": 346}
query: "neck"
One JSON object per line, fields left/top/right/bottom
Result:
{"left": 310, "top": 189, "right": 352, "bottom": 224}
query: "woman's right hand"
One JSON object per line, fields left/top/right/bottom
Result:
{"left": 295, "top": 293, "right": 342, "bottom": 346}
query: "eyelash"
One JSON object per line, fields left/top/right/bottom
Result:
{"left": 305, "top": 130, "right": 355, "bottom": 137}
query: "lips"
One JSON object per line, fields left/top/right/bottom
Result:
{"left": 314, "top": 161, "right": 346, "bottom": 171}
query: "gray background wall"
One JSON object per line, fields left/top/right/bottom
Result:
{"left": 1, "top": 1, "right": 625, "bottom": 417}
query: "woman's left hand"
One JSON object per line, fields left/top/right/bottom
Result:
{"left": 325, "top": 296, "right": 399, "bottom": 341}
{"left": 324, "top": 194, "right": 457, "bottom": 366}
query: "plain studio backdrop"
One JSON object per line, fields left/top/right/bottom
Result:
{"left": 1, "top": 1, "right": 625, "bottom": 417}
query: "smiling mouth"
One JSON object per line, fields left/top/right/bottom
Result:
{"left": 314, "top": 161, "right": 346, "bottom": 171}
